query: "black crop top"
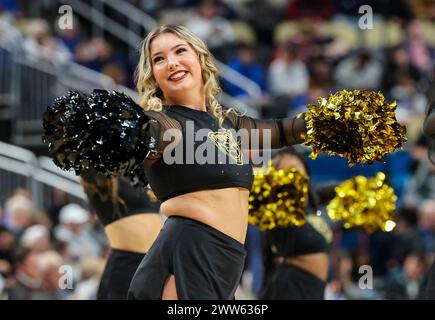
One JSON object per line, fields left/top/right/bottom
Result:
{"left": 81, "top": 169, "right": 160, "bottom": 226}
{"left": 144, "top": 106, "right": 253, "bottom": 202}
{"left": 143, "top": 106, "right": 306, "bottom": 202}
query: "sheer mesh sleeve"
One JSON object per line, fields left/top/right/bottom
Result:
{"left": 226, "top": 112, "right": 306, "bottom": 150}
{"left": 143, "top": 110, "right": 183, "bottom": 161}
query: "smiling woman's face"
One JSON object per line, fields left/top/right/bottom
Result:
{"left": 150, "top": 32, "right": 203, "bottom": 105}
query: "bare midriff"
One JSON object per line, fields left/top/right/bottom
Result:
{"left": 161, "top": 187, "right": 250, "bottom": 245}
{"left": 277, "top": 253, "right": 329, "bottom": 281}
{"left": 105, "top": 213, "right": 163, "bottom": 253}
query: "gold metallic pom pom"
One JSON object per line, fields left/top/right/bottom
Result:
{"left": 248, "top": 162, "right": 308, "bottom": 230}
{"left": 301, "top": 90, "right": 407, "bottom": 167}
{"left": 327, "top": 172, "right": 397, "bottom": 233}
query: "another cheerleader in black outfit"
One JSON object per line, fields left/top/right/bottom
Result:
{"left": 80, "top": 169, "right": 162, "bottom": 299}
{"left": 260, "top": 147, "right": 333, "bottom": 299}
{"left": 423, "top": 101, "right": 435, "bottom": 300}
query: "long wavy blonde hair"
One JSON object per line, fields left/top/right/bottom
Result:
{"left": 135, "top": 24, "right": 235, "bottom": 127}
{"left": 80, "top": 177, "right": 127, "bottom": 220}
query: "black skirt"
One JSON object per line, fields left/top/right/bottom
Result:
{"left": 128, "top": 215, "right": 247, "bottom": 300}
{"left": 97, "top": 249, "right": 145, "bottom": 300}
{"left": 260, "top": 264, "right": 326, "bottom": 300}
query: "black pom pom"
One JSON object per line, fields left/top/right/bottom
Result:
{"left": 85, "top": 90, "right": 150, "bottom": 175}
{"left": 42, "top": 90, "right": 150, "bottom": 177}
{"left": 42, "top": 91, "right": 91, "bottom": 174}
{"left": 124, "top": 164, "right": 149, "bottom": 191}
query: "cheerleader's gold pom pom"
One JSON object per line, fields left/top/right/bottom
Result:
{"left": 327, "top": 172, "right": 397, "bottom": 233}
{"left": 301, "top": 90, "right": 407, "bottom": 167}
{"left": 248, "top": 162, "right": 308, "bottom": 230}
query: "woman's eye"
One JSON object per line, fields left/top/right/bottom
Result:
{"left": 176, "top": 47, "right": 187, "bottom": 54}
{"left": 153, "top": 56, "right": 163, "bottom": 63}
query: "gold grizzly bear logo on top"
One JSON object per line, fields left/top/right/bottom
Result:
{"left": 208, "top": 129, "right": 244, "bottom": 166}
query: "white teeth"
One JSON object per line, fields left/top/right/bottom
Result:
{"left": 170, "top": 71, "right": 186, "bottom": 80}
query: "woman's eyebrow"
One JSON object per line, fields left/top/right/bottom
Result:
{"left": 152, "top": 44, "right": 186, "bottom": 59}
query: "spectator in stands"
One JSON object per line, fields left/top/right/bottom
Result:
{"left": 403, "top": 20, "right": 434, "bottom": 76}
{"left": 2, "top": 194, "right": 35, "bottom": 235}
{"left": 351, "top": 247, "right": 379, "bottom": 299}
{"left": 22, "top": 18, "right": 72, "bottom": 66}
{"left": 54, "top": 15, "right": 86, "bottom": 58}
{"left": 404, "top": 135, "right": 435, "bottom": 207}
{"left": 381, "top": 46, "right": 427, "bottom": 139}
{"left": 389, "top": 207, "right": 426, "bottom": 268}
{"left": 32, "top": 250, "right": 68, "bottom": 300}
{"left": 54, "top": 204, "right": 102, "bottom": 262}
{"left": 267, "top": 41, "right": 324, "bottom": 117}
{"left": 299, "top": 55, "right": 337, "bottom": 116}
{"left": 75, "top": 37, "right": 113, "bottom": 72}
{"left": 326, "top": 248, "right": 380, "bottom": 299}
{"left": 185, "top": 0, "right": 236, "bottom": 60}
{"left": 334, "top": 49, "right": 383, "bottom": 91}
{"left": 223, "top": 42, "right": 267, "bottom": 103}
{"left": 6, "top": 247, "right": 42, "bottom": 299}
{"left": 325, "top": 249, "right": 353, "bottom": 299}
{"left": 75, "top": 37, "right": 130, "bottom": 86}
{"left": 20, "top": 224, "right": 51, "bottom": 253}
{"left": 70, "top": 257, "right": 105, "bottom": 300}
{"left": 389, "top": 71, "right": 427, "bottom": 129}
{"left": 381, "top": 45, "right": 423, "bottom": 93}
{"left": 0, "top": 4, "right": 22, "bottom": 47}
{"left": 324, "top": 278, "right": 346, "bottom": 300}
{"left": 383, "top": 252, "right": 429, "bottom": 299}
{"left": 418, "top": 200, "right": 435, "bottom": 254}
{"left": 308, "top": 55, "right": 335, "bottom": 91}
{"left": 268, "top": 41, "right": 309, "bottom": 99}
{"left": 51, "top": 239, "right": 74, "bottom": 266}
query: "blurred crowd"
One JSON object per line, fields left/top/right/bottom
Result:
{"left": 0, "top": 0, "right": 435, "bottom": 300}
{"left": 0, "top": 189, "right": 108, "bottom": 299}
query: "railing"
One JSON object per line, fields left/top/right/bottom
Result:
{"left": 36, "top": 156, "right": 86, "bottom": 209}
{"left": 0, "top": 46, "right": 14, "bottom": 108}
{"left": 0, "top": 141, "right": 86, "bottom": 209}
{"left": 0, "top": 38, "right": 139, "bottom": 145}
{"left": 99, "top": 0, "right": 157, "bottom": 34}
{"left": 57, "top": 0, "right": 144, "bottom": 57}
